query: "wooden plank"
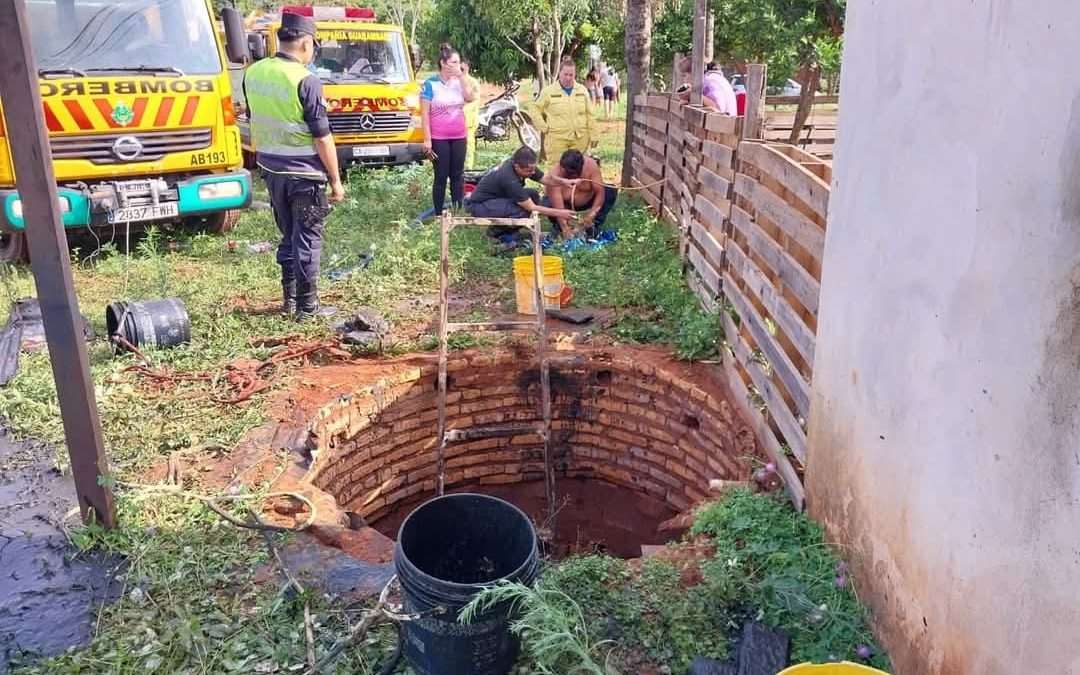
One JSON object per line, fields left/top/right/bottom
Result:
{"left": 698, "top": 164, "right": 731, "bottom": 199}
{"left": 689, "top": 0, "right": 707, "bottom": 105}
{"left": 725, "top": 241, "right": 816, "bottom": 368}
{"left": 644, "top": 114, "right": 669, "bottom": 133}
{"left": 722, "top": 272, "right": 811, "bottom": 416}
{"left": 701, "top": 138, "right": 735, "bottom": 168}
{"left": 683, "top": 105, "right": 707, "bottom": 129}
{"left": 765, "top": 94, "right": 839, "bottom": 106}
{"left": 639, "top": 155, "right": 666, "bottom": 180}
{"left": 682, "top": 130, "right": 704, "bottom": 151}
{"left": 742, "top": 63, "right": 767, "bottom": 140}
{"left": 689, "top": 218, "right": 724, "bottom": 263}
{"left": 688, "top": 244, "right": 721, "bottom": 294}
{"left": 643, "top": 133, "right": 668, "bottom": 155}
{"left": 631, "top": 142, "right": 647, "bottom": 161}
{"left": 0, "top": 0, "right": 117, "bottom": 527}
{"left": 720, "top": 344, "right": 806, "bottom": 509}
{"left": 687, "top": 273, "right": 719, "bottom": 313}
{"left": 704, "top": 112, "right": 740, "bottom": 135}
{"left": 730, "top": 205, "right": 821, "bottom": 315}
{"left": 722, "top": 311, "right": 807, "bottom": 462}
{"left": 694, "top": 193, "right": 729, "bottom": 232}
{"left": 733, "top": 173, "right": 826, "bottom": 260}
{"left": 647, "top": 94, "right": 670, "bottom": 109}
{"left": 635, "top": 94, "right": 649, "bottom": 106}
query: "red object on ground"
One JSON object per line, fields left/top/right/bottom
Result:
{"left": 736, "top": 91, "right": 747, "bottom": 117}
{"left": 560, "top": 285, "right": 573, "bottom": 306}
{"left": 464, "top": 184, "right": 475, "bottom": 195}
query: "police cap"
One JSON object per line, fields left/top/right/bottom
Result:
{"left": 281, "top": 12, "right": 317, "bottom": 38}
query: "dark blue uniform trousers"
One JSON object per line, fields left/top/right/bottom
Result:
{"left": 264, "top": 172, "right": 330, "bottom": 284}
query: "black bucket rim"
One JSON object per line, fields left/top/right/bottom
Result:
{"left": 395, "top": 492, "right": 538, "bottom": 592}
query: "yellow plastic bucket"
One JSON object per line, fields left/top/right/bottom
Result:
{"left": 778, "top": 663, "right": 889, "bottom": 675}
{"left": 513, "top": 255, "right": 564, "bottom": 314}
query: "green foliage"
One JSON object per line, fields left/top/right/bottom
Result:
{"left": 502, "top": 491, "right": 891, "bottom": 673}
{"left": 540, "top": 554, "right": 732, "bottom": 672}
{"left": 594, "top": 0, "right": 846, "bottom": 87}
{"left": 419, "top": 0, "right": 530, "bottom": 82}
{"left": 462, "top": 580, "right": 616, "bottom": 674}
{"left": 691, "top": 489, "right": 891, "bottom": 669}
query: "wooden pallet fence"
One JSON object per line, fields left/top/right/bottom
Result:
{"left": 722, "top": 141, "right": 831, "bottom": 507}
{"left": 629, "top": 94, "right": 671, "bottom": 210}
{"left": 683, "top": 106, "right": 741, "bottom": 310}
{"left": 762, "top": 95, "right": 838, "bottom": 161}
{"left": 626, "top": 92, "right": 832, "bottom": 507}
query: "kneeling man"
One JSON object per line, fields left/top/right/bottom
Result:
{"left": 542, "top": 149, "right": 618, "bottom": 238}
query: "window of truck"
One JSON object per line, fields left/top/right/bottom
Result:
{"left": 29, "top": 0, "right": 222, "bottom": 76}
{"left": 313, "top": 28, "right": 410, "bottom": 85}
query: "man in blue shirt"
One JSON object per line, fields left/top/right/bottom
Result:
{"left": 244, "top": 12, "right": 345, "bottom": 321}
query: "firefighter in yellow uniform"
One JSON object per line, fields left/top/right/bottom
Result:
{"left": 461, "top": 60, "right": 481, "bottom": 169}
{"left": 532, "top": 59, "right": 595, "bottom": 162}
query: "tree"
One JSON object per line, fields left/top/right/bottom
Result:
{"left": 418, "top": 0, "right": 530, "bottom": 82}
{"left": 620, "top": 0, "right": 652, "bottom": 185}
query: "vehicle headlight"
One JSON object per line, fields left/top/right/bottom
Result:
{"left": 198, "top": 181, "right": 244, "bottom": 200}
{"left": 10, "top": 196, "right": 70, "bottom": 218}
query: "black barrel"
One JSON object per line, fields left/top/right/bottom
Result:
{"left": 106, "top": 299, "right": 190, "bottom": 351}
{"left": 395, "top": 493, "right": 539, "bottom": 675}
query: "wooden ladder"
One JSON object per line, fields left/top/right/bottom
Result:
{"left": 435, "top": 212, "right": 555, "bottom": 521}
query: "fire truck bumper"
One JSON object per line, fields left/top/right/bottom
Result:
{"left": 0, "top": 170, "right": 252, "bottom": 232}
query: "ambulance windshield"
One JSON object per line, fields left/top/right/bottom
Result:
{"left": 313, "top": 28, "right": 410, "bottom": 84}
{"left": 28, "top": 0, "right": 222, "bottom": 76}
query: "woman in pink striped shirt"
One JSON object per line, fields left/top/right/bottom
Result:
{"left": 421, "top": 44, "right": 477, "bottom": 214}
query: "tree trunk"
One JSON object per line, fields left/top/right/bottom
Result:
{"left": 532, "top": 19, "right": 546, "bottom": 89}
{"left": 620, "top": 0, "right": 652, "bottom": 186}
{"left": 788, "top": 62, "right": 821, "bottom": 145}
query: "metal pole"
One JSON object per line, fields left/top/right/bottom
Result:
{"left": 0, "top": 0, "right": 115, "bottom": 527}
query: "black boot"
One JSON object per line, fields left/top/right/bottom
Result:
{"left": 281, "top": 268, "right": 297, "bottom": 316}
{"left": 296, "top": 278, "right": 337, "bottom": 322}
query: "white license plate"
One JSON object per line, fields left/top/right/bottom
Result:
{"left": 353, "top": 145, "right": 390, "bottom": 157}
{"left": 108, "top": 203, "right": 179, "bottom": 223}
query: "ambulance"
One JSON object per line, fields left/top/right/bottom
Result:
{"left": 0, "top": 0, "right": 252, "bottom": 262}
{"left": 236, "top": 6, "right": 425, "bottom": 169}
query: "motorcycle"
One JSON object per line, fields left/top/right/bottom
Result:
{"left": 475, "top": 81, "right": 541, "bottom": 152}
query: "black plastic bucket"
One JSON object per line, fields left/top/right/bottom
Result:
{"left": 106, "top": 299, "right": 190, "bottom": 351}
{"left": 394, "top": 493, "right": 539, "bottom": 675}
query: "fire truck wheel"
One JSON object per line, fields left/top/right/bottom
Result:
{"left": 0, "top": 231, "right": 28, "bottom": 264}
{"left": 190, "top": 210, "right": 241, "bottom": 236}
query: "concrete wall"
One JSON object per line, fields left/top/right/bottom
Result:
{"left": 807, "top": 2, "right": 1080, "bottom": 674}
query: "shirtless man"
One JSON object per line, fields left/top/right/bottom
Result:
{"left": 543, "top": 149, "right": 619, "bottom": 238}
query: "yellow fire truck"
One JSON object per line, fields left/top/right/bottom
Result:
{"left": 0, "top": 0, "right": 252, "bottom": 262}
{"left": 235, "top": 6, "right": 425, "bottom": 168}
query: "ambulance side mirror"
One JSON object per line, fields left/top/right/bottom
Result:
{"left": 222, "top": 7, "right": 249, "bottom": 64}
{"left": 248, "top": 33, "right": 267, "bottom": 61}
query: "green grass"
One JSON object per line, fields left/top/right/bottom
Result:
{"left": 3, "top": 119, "right": 725, "bottom": 673}
{"left": 467, "top": 490, "right": 892, "bottom": 674}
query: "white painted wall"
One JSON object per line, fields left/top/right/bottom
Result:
{"left": 807, "top": 2, "right": 1080, "bottom": 674}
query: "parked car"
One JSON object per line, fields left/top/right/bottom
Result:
{"left": 730, "top": 74, "right": 803, "bottom": 97}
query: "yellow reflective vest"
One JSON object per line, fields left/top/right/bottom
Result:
{"left": 532, "top": 81, "right": 595, "bottom": 147}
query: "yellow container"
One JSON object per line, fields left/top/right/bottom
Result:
{"left": 778, "top": 663, "right": 889, "bottom": 675}
{"left": 513, "top": 255, "right": 564, "bottom": 315}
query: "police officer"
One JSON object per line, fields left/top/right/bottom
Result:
{"left": 244, "top": 12, "right": 345, "bottom": 321}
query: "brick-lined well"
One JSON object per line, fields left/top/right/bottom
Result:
{"left": 299, "top": 347, "right": 760, "bottom": 556}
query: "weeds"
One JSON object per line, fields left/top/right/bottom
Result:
{"left": 501, "top": 490, "right": 892, "bottom": 674}
{"left": 462, "top": 580, "right": 616, "bottom": 675}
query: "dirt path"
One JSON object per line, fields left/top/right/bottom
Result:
{"left": 0, "top": 433, "right": 122, "bottom": 673}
